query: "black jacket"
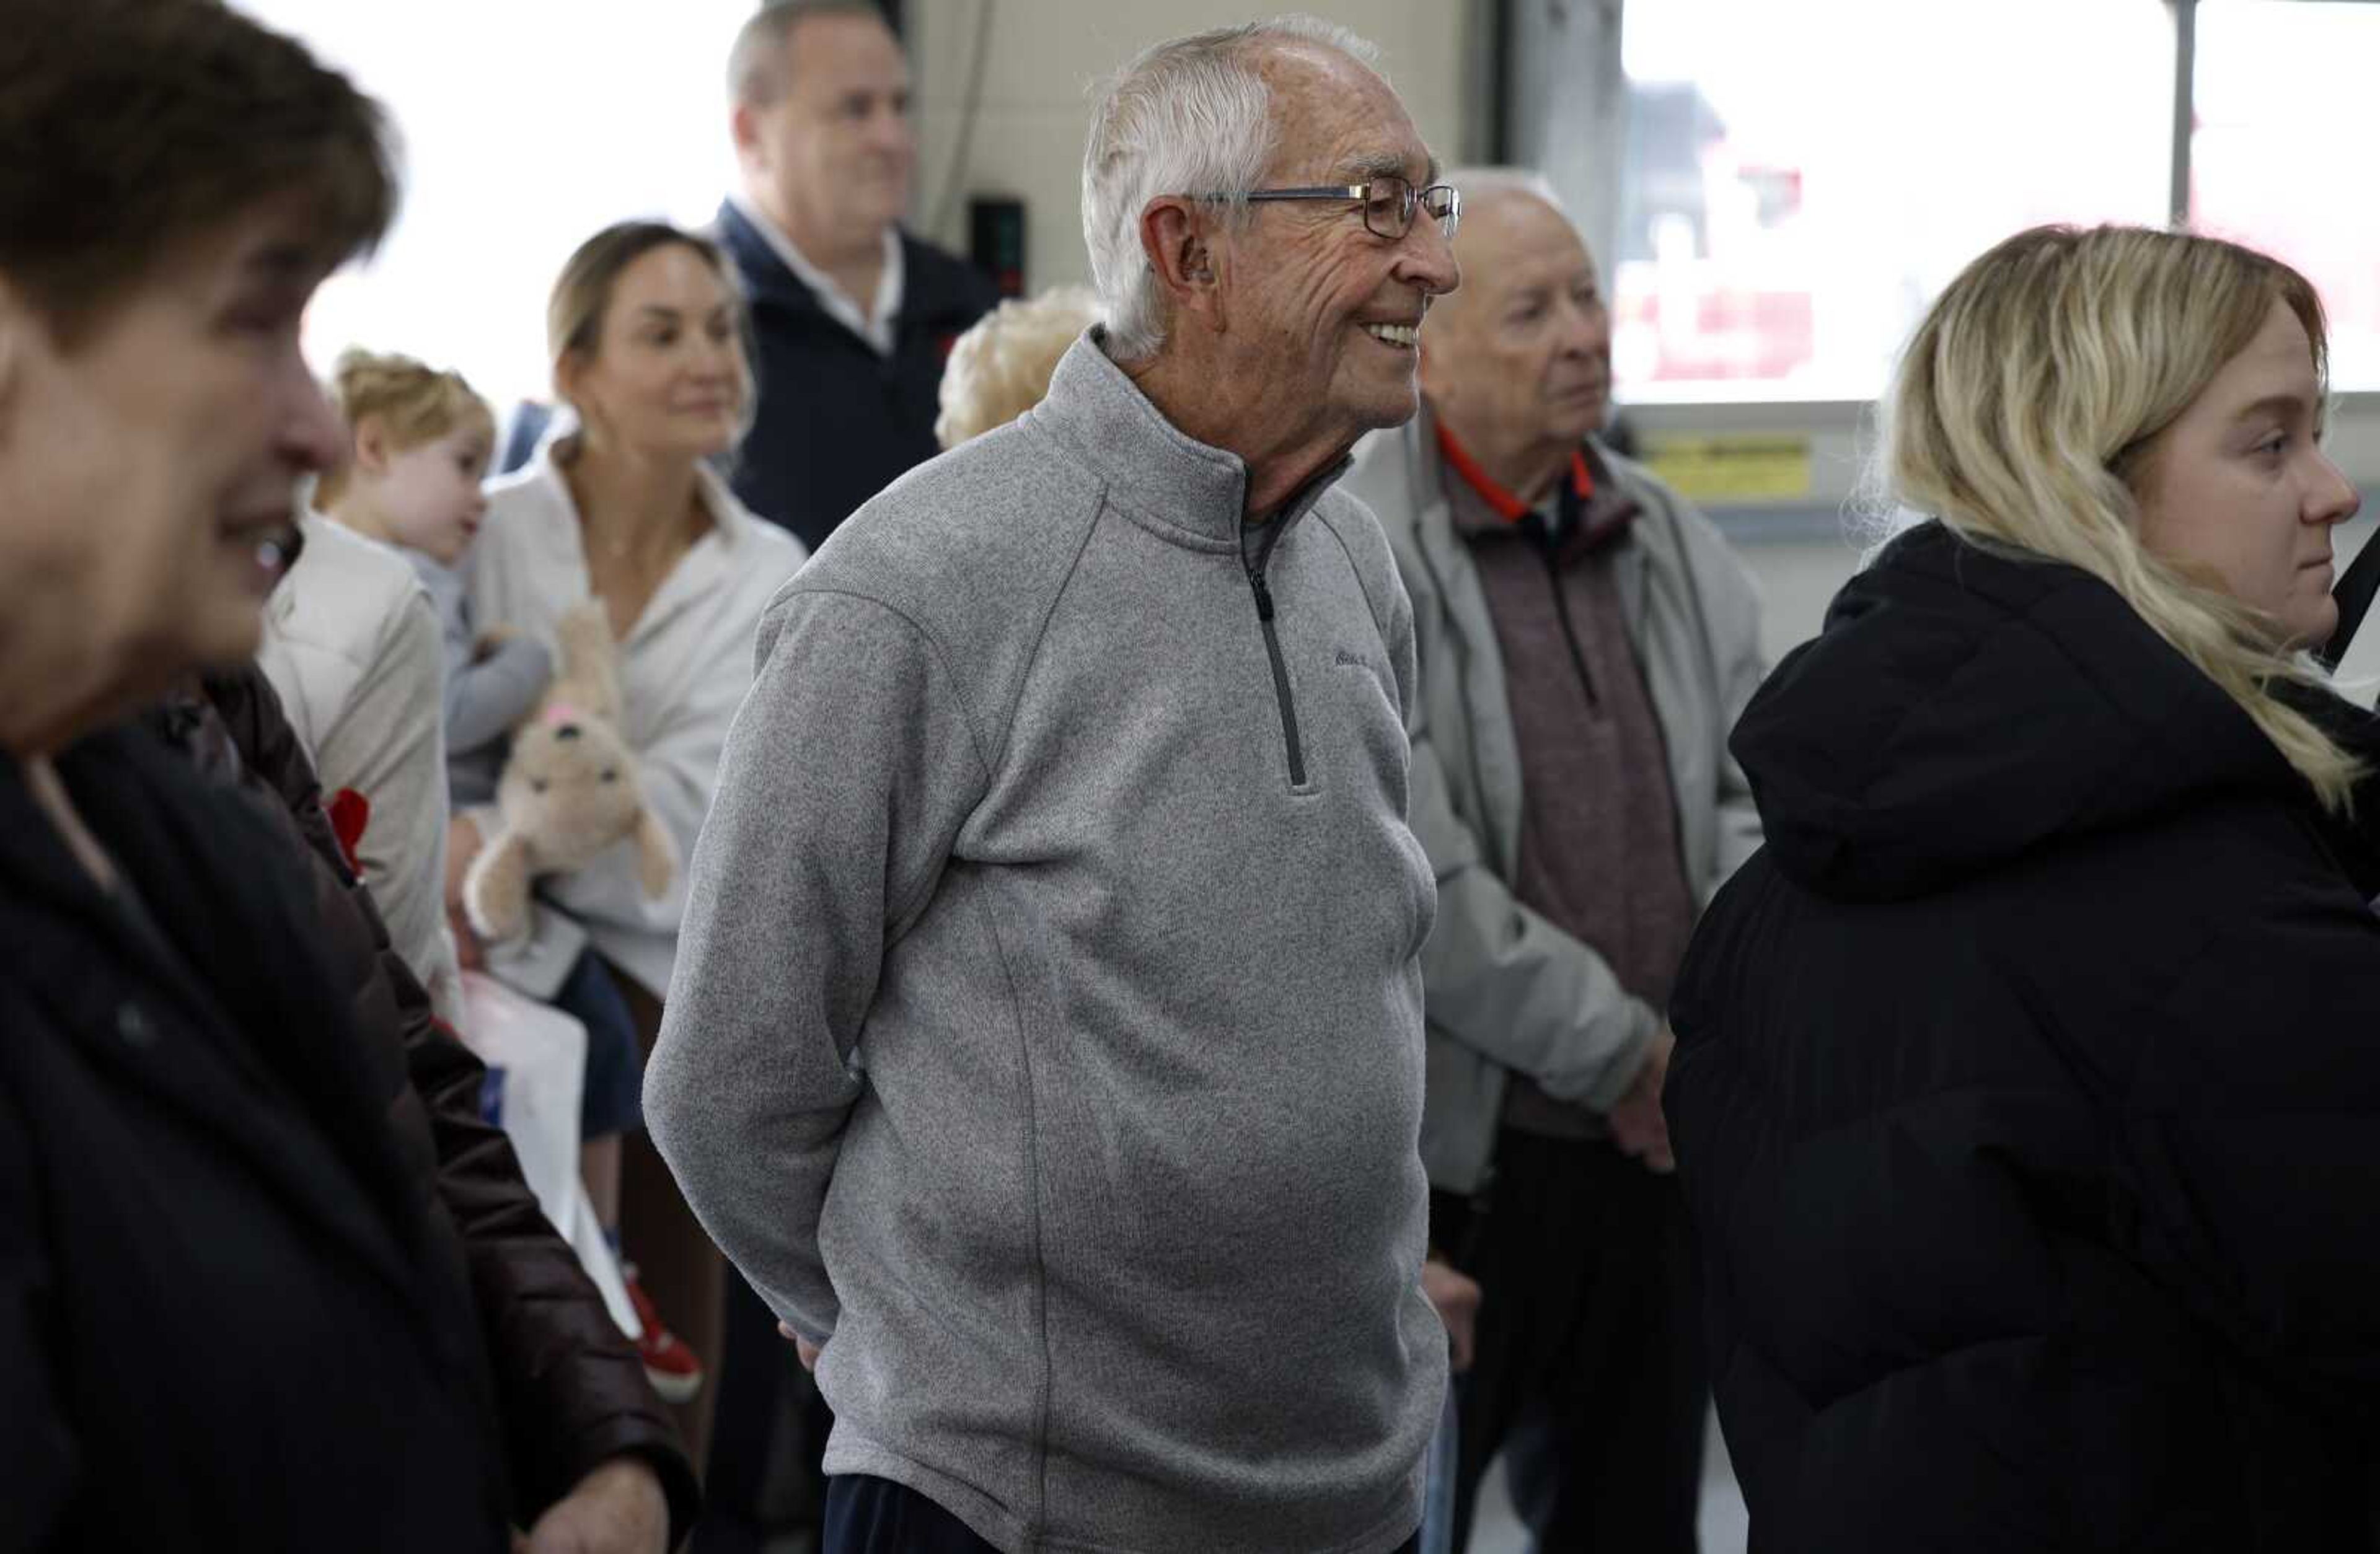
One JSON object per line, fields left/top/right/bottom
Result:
{"left": 1667, "top": 523, "right": 2380, "bottom": 1552}
{"left": 182, "top": 665, "right": 701, "bottom": 1542}
{"left": 0, "top": 721, "right": 511, "bottom": 1552}
{"left": 715, "top": 200, "right": 999, "bottom": 552}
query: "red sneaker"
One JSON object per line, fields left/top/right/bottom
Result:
{"left": 622, "top": 1266, "right": 703, "bottom": 1404}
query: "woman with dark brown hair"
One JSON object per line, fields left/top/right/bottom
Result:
{"left": 0, "top": 5, "right": 694, "bottom": 1548}
{"left": 0, "top": 1, "right": 504, "bottom": 1547}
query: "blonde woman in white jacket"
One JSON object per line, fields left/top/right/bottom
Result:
{"left": 459, "top": 220, "right": 805, "bottom": 1462}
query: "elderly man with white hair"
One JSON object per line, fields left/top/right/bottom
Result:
{"left": 1344, "top": 169, "right": 1765, "bottom": 1553}
{"left": 646, "top": 15, "right": 1460, "bottom": 1554}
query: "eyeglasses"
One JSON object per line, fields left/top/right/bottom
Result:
{"left": 1214, "top": 175, "right": 1461, "bottom": 242}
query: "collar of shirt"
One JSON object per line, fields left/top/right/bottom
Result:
{"left": 1434, "top": 416, "right": 1639, "bottom": 550}
{"left": 729, "top": 193, "right": 904, "bottom": 357}
{"left": 1436, "top": 419, "right": 1592, "bottom": 529}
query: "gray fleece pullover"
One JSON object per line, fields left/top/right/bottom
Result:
{"left": 647, "top": 334, "right": 1443, "bottom": 1554}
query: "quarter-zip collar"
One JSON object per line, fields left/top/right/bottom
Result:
{"left": 1038, "top": 329, "right": 1355, "bottom": 553}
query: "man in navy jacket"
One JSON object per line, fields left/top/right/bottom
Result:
{"left": 720, "top": 0, "right": 999, "bottom": 551}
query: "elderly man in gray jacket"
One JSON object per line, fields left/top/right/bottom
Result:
{"left": 648, "top": 17, "right": 1461, "bottom": 1554}
{"left": 1343, "top": 169, "right": 1765, "bottom": 1553}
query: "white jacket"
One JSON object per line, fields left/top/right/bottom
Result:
{"left": 258, "top": 512, "right": 462, "bottom": 1021}
{"left": 465, "top": 445, "right": 806, "bottom": 999}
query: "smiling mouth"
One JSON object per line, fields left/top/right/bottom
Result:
{"left": 1363, "top": 322, "right": 1420, "bottom": 349}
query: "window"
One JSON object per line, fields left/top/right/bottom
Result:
{"left": 1612, "top": 0, "right": 2174, "bottom": 403}
{"left": 235, "top": 0, "right": 756, "bottom": 415}
{"left": 2192, "top": 1, "right": 2380, "bottom": 389}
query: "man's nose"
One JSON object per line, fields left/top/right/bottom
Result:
{"left": 1401, "top": 216, "right": 1460, "bottom": 301}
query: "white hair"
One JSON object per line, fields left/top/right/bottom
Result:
{"left": 1443, "top": 165, "right": 1566, "bottom": 219}
{"left": 935, "top": 285, "right": 1104, "bottom": 449}
{"left": 1081, "top": 15, "right": 1384, "bottom": 362}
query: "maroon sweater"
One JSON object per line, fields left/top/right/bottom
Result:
{"left": 1440, "top": 426, "right": 1696, "bottom": 1138}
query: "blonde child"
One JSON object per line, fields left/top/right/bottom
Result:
{"left": 315, "top": 349, "right": 544, "bottom": 804}
{"left": 314, "top": 349, "right": 695, "bottom": 1397}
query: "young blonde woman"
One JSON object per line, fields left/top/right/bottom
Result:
{"left": 1665, "top": 224, "right": 2380, "bottom": 1551}
{"left": 460, "top": 220, "right": 806, "bottom": 1460}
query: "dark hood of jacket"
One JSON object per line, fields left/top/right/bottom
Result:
{"left": 1732, "top": 520, "right": 2380, "bottom": 902}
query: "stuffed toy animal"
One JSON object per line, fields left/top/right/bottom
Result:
{"left": 464, "top": 600, "right": 675, "bottom": 942}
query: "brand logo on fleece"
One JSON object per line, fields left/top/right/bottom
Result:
{"left": 1333, "top": 647, "right": 1395, "bottom": 706}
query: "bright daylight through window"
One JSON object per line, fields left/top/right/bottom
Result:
{"left": 1613, "top": 0, "right": 2174, "bottom": 403}
{"left": 238, "top": 0, "right": 758, "bottom": 418}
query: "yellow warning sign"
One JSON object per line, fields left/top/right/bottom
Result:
{"left": 1639, "top": 433, "right": 1812, "bottom": 503}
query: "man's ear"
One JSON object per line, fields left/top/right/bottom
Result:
{"left": 729, "top": 102, "right": 767, "bottom": 169}
{"left": 1139, "top": 197, "right": 1225, "bottom": 334}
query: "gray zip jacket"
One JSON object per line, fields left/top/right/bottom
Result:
{"left": 648, "top": 335, "right": 1444, "bottom": 1554}
{"left": 1343, "top": 411, "right": 1766, "bottom": 1195}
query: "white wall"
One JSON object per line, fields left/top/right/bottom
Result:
{"left": 902, "top": 0, "right": 1478, "bottom": 296}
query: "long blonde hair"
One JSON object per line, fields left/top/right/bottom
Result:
{"left": 1887, "top": 223, "right": 2358, "bottom": 812}
{"left": 315, "top": 347, "right": 495, "bottom": 507}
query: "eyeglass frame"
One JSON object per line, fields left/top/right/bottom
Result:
{"left": 1193, "top": 176, "right": 1462, "bottom": 242}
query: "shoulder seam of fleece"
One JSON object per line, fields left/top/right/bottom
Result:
{"left": 975, "top": 898, "right": 1058, "bottom": 1537}
{"left": 776, "top": 584, "right": 999, "bottom": 796}
{"left": 1310, "top": 502, "right": 1394, "bottom": 646}
{"left": 987, "top": 476, "right": 1110, "bottom": 775}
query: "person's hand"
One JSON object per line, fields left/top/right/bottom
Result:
{"left": 446, "top": 814, "right": 486, "bottom": 972}
{"left": 1607, "top": 1024, "right": 1677, "bottom": 1174}
{"left": 779, "top": 1320, "right": 822, "bottom": 1373}
{"left": 450, "top": 903, "right": 485, "bottom": 972}
{"left": 515, "top": 1457, "right": 668, "bottom": 1554}
{"left": 1421, "top": 1257, "right": 1483, "bottom": 1373}
{"left": 445, "top": 813, "right": 485, "bottom": 910}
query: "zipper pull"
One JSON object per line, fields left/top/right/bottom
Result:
{"left": 1249, "top": 569, "right": 1276, "bottom": 623}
